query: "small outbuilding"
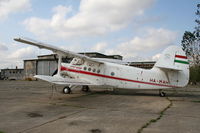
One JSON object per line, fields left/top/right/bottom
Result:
{"left": 0, "top": 67, "right": 24, "bottom": 80}
{"left": 128, "top": 61, "right": 156, "bottom": 69}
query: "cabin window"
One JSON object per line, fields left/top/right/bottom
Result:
{"left": 97, "top": 69, "right": 100, "bottom": 73}
{"left": 88, "top": 68, "right": 91, "bottom": 71}
{"left": 111, "top": 72, "right": 115, "bottom": 76}
{"left": 93, "top": 68, "right": 96, "bottom": 73}
{"left": 84, "top": 67, "right": 87, "bottom": 70}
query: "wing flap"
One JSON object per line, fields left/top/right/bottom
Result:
{"left": 34, "top": 75, "right": 94, "bottom": 85}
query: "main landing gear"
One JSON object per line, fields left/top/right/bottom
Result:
{"left": 159, "top": 90, "right": 166, "bottom": 97}
{"left": 82, "top": 85, "right": 90, "bottom": 92}
{"left": 62, "top": 85, "right": 90, "bottom": 94}
{"left": 63, "top": 86, "right": 71, "bottom": 94}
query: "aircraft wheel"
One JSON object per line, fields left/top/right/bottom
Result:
{"left": 63, "top": 86, "right": 71, "bottom": 94}
{"left": 159, "top": 91, "right": 166, "bottom": 97}
{"left": 82, "top": 86, "right": 90, "bottom": 92}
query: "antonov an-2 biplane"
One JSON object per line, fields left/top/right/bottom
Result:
{"left": 14, "top": 37, "right": 189, "bottom": 97}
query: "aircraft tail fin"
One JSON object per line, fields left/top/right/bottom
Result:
{"left": 154, "top": 45, "right": 189, "bottom": 87}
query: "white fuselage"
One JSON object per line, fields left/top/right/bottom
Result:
{"left": 14, "top": 38, "right": 189, "bottom": 91}
{"left": 60, "top": 61, "right": 181, "bottom": 90}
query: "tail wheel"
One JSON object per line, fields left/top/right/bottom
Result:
{"left": 63, "top": 86, "right": 71, "bottom": 94}
{"left": 82, "top": 86, "right": 90, "bottom": 92}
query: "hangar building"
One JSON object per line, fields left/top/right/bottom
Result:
{"left": 128, "top": 61, "right": 155, "bottom": 69}
{"left": 0, "top": 52, "right": 155, "bottom": 80}
{"left": 24, "top": 53, "right": 123, "bottom": 79}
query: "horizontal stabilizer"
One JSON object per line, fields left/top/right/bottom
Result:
{"left": 155, "top": 66, "right": 182, "bottom": 71}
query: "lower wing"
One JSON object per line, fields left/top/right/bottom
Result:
{"left": 34, "top": 75, "right": 95, "bottom": 85}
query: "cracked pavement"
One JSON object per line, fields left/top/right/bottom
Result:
{"left": 0, "top": 81, "right": 199, "bottom": 133}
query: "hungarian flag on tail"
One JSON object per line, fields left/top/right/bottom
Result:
{"left": 174, "top": 55, "right": 189, "bottom": 64}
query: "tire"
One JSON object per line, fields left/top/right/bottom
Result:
{"left": 63, "top": 87, "right": 71, "bottom": 94}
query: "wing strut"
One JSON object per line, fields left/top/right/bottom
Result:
{"left": 57, "top": 54, "right": 62, "bottom": 76}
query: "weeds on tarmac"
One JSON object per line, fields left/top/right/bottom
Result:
{"left": 191, "top": 100, "right": 200, "bottom": 103}
{"left": 137, "top": 97, "right": 173, "bottom": 133}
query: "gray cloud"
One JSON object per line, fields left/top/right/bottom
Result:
{"left": 0, "top": 44, "right": 8, "bottom": 51}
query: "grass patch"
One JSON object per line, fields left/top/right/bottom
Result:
{"left": 0, "top": 131, "right": 5, "bottom": 133}
{"left": 49, "top": 102, "right": 90, "bottom": 109}
{"left": 61, "top": 104, "right": 87, "bottom": 108}
{"left": 60, "top": 103, "right": 96, "bottom": 109}
{"left": 191, "top": 100, "right": 200, "bottom": 103}
{"left": 137, "top": 97, "right": 172, "bottom": 133}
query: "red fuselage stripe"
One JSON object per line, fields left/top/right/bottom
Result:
{"left": 175, "top": 55, "right": 187, "bottom": 59}
{"left": 61, "top": 66, "right": 178, "bottom": 88}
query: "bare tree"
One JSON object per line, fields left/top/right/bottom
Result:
{"left": 181, "top": 4, "right": 200, "bottom": 66}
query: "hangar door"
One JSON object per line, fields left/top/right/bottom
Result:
{"left": 37, "top": 60, "right": 57, "bottom": 76}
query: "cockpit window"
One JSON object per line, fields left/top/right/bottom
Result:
{"left": 71, "top": 58, "right": 84, "bottom": 65}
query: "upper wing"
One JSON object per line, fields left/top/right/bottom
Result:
{"left": 14, "top": 37, "right": 103, "bottom": 64}
{"left": 34, "top": 75, "right": 97, "bottom": 85}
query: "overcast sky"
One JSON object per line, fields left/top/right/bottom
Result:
{"left": 0, "top": 0, "right": 198, "bottom": 69}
